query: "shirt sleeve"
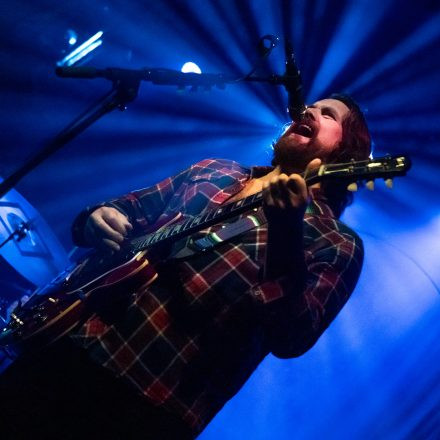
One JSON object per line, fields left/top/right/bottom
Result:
{"left": 250, "top": 227, "right": 364, "bottom": 358}
{"left": 71, "top": 165, "right": 193, "bottom": 247}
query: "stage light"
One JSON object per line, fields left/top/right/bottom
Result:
{"left": 65, "top": 41, "right": 102, "bottom": 66}
{"left": 181, "top": 62, "right": 202, "bottom": 74}
{"left": 66, "top": 29, "right": 77, "bottom": 46}
{"left": 57, "top": 31, "right": 103, "bottom": 67}
{"left": 347, "top": 11, "right": 440, "bottom": 94}
{"left": 307, "top": 0, "right": 393, "bottom": 101}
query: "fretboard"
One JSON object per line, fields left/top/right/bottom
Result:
{"left": 125, "top": 154, "right": 411, "bottom": 253}
{"left": 130, "top": 190, "right": 265, "bottom": 252}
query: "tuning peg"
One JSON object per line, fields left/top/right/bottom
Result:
{"left": 347, "top": 182, "right": 358, "bottom": 192}
{"left": 385, "top": 178, "right": 393, "bottom": 189}
{"left": 366, "top": 180, "right": 375, "bottom": 191}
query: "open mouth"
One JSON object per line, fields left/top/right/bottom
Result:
{"left": 291, "top": 123, "right": 314, "bottom": 138}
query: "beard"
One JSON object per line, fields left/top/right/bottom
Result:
{"left": 272, "top": 136, "right": 317, "bottom": 174}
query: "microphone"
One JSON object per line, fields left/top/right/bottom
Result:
{"left": 284, "top": 39, "right": 306, "bottom": 121}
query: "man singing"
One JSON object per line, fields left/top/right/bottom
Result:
{"left": 0, "top": 94, "right": 371, "bottom": 439}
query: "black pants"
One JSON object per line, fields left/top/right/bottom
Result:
{"left": 0, "top": 338, "right": 193, "bottom": 440}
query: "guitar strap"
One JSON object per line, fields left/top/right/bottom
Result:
{"left": 191, "top": 208, "right": 267, "bottom": 252}
{"left": 171, "top": 200, "right": 321, "bottom": 259}
{"left": 189, "top": 202, "right": 318, "bottom": 253}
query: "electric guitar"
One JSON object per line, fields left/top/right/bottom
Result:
{"left": 0, "top": 155, "right": 411, "bottom": 358}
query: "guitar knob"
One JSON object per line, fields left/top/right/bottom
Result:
{"left": 347, "top": 182, "right": 358, "bottom": 192}
{"left": 37, "top": 313, "right": 48, "bottom": 322}
{"left": 366, "top": 180, "right": 375, "bottom": 191}
{"left": 385, "top": 178, "right": 393, "bottom": 189}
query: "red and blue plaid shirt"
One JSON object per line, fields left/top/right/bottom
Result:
{"left": 71, "top": 158, "right": 364, "bottom": 435}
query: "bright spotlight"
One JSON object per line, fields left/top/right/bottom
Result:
{"left": 66, "top": 29, "right": 77, "bottom": 46}
{"left": 57, "top": 31, "right": 104, "bottom": 67}
{"left": 181, "top": 62, "right": 202, "bottom": 74}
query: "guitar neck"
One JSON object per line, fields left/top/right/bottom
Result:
{"left": 130, "top": 167, "right": 326, "bottom": 252}
{"left": 130, "top": 189, "right": 265, "bottom": 252}
{"left": 129, "top": 155, "right": 411, "bottom": 252}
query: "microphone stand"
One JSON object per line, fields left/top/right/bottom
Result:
{"left": 0, "top": 220, "right": 34, "bottom": 250}
{"left": 0, "top": 74, "right": 141, "bottom": 198}
{"left": 0, "top": 35, "right": 289, "bottom": 198}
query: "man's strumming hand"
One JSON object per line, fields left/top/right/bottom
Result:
{"left": 84, "top": 206, "right": 133, "bottom": 251}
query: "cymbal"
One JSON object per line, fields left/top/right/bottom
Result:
{"left": 0, "top": 178, "right": 69, "bottom": 287}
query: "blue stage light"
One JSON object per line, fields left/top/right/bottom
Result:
{"left": 66, "top": 29, "right": 77, "bottom": 46}
{"left": 307, "top": 0, "right": 393, "bottom": 101}
{"left": 181, "top": 62, "right": 202, "bottom": 74}
{"left": 57, "top": 31, "right": 103, "bottom": 67}
{"left": 347, "top": 11, "right": 440, "bottom": 94}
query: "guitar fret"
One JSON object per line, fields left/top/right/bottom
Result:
{"left": 203, "top": 210, "right": 213, "bottom": 221}
{"left": 135, "top": 192, "right": 265, "bottom": 251}
{"left": 191, "top": 216, "right": 202, "bottom": 226}
{"left": 170, "top": 223, "right": 183, "bottom": 235}
{"left": 160, "top": 228, "right": 172, "bottom": 239}
{"left": 199, "top": 213, "right": 209, "bottom": 224}
{"left": 139, "top": 238, "right": 150, "bottom": 249}
{"left": 134, "top": 236, "right": 150, "bottom": 251}
{"left": 148, "top": 234, "right": 160, "bottom": 244}
{"left": 180, "top": 218, "right": 193, "bottom": 233}
{"left": 232, "top": 199, "right": 245, "bottom": 209}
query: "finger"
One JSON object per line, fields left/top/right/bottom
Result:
{"left": 104, "top": 212, "right": 132, "bottom": 236}
{"left": 286, "top": 174, "right": 308, "bottom": 201}
{"left": 101, "top": 238, "right": 121, "bottom": 252}
{"left": 304, "top": 158, "right": 322, "bottom": 180}
{"left": 262, "top": 181, "right": 274, "bottom": 206}
{"left": 276, "top": 174, "right": 298, "bottom": 208}
{"left": 91, "top": 217, "right": 125, "bottom": 244}
{"left": 269, "top": 175, "right": 290, "bottom": 209}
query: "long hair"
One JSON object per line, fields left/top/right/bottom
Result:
{"left": 321, "top": 93, "right": 372, "bottom": 217}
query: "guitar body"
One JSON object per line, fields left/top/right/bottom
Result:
{"left": 1, "top": 250, "right": 157, "bottom": 358}
{"left": 0, "top": 212, "right": 182, "bottom": 358}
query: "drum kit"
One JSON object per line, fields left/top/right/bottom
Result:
{"left": 0, "top": 178, "right": 69, "bottom": 369}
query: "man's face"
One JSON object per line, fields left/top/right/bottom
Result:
{"left": 273, "top": 98, "right": 350, "bottom": 173}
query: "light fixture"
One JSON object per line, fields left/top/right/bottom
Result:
{"left": 181, "top": 62, "right": 202, "bottom": 74}
{"left": 57, "top": 31, "right": 104, "bottom": 67}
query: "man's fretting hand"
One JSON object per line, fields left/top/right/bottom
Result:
{"left": 262, "top": 158, "right": 322, "bottom": 280}
{"left": 262, "top": 158, "right": 322, "bottom": 225}
{"left": 84, "top": 206, "right": 133, "bottom": 251}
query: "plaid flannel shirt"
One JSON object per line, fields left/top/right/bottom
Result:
{"left": 70, "top": 158, "right": 364, "bottom": 435}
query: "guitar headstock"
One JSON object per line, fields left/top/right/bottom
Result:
{"left": 307, "top": 155, "right": 411, "bottom": 191}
